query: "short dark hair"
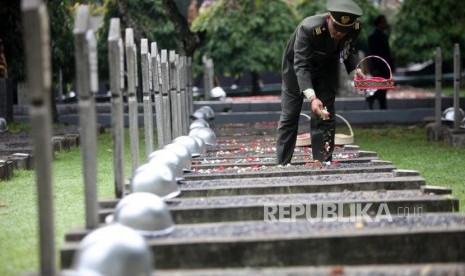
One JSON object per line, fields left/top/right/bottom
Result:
{"left": 373, "top": 15, "right": 386, "bottom": 27}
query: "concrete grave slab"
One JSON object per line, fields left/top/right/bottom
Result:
{"left": 185, "top": 163, "right": 397, "bottom": 181}
{"left": 155, "top": 263, "right": 465, "bottom": 276}
{"left": 0, "top": 159, "right": 14, "bottom": 180}
{"left": 114, "top": 173, "right": 426, "bottom": 199}
{"left": 8, "top": 153, "right": 33, "bottom": 170}
{"left": 61, "top": 213, "right": 465, "bottom": 269}
{"left": 94, "top": 189, "right": 458, "bottom": 225}
{"left": 177, "top": 175, "right": 426, "bottom": 198}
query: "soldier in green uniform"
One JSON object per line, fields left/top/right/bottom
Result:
{"left": 276, "top": 0, "right": 365, "bottom": 165}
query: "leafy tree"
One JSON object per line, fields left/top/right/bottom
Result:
{"left": 97, "top": 0, "right": 202, "bottom": 83}
{"left": 0, "top": 1, "right": 74, "bottom": 122}
{"left": 0, "top": 1, "right": 74, "bottom": 87}
{"left": 0, "top": 1, "right": 75, "bottom": 81}
{"left": 162, "top": 0, "right": 204, "bottom": 57}
{"left": 293, "top": 0, "right": 378, "bottom": 55}
{"left": 393, "top": 0, "right": 465, "bottom": 65}
{"left": 0, "top": 1, "right": 24, "bottom": 81}
{"left": 96, "top": 0, "right": 178, "bottom": 82}
{"left": 47, "top": 0, "right": 75, "bottom": 95}
{"left": 191, "top": 0, "right": 297, "bottom": 92}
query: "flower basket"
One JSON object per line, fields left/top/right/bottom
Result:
{"left": 296, "top": 113, "right": 312, "bottom": 147}
{"left": 354, "top": 55, "right": 394, "bottom": 91}
{"left": 296, "top": 113, "right": 354, "bottom": 146}
{"left": 334, "top": 114, "right": 354, "bottom": 145}
{"left": 296, "top": 132, "right": 311, "bottom": 146}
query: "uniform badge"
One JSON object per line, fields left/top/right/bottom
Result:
{"left": 341, "top": 16, "right": 350, "bottom": 24}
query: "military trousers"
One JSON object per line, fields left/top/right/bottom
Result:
{"left": 276, "top": 63, "right": 338, "bottom": 165}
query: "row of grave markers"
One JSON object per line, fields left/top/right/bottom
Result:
{"left": 427, "top": 44, "right": 464, "bottom": 145}
{"left": 434, "top": 44, "right": 462, "bottom": 130}
{"left": 21, "top": 1, "right": 199, "bottom": 274}
{"left": 79, "top": 3, "right": 201, "bottom": 230}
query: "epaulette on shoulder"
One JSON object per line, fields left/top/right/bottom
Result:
{"left": 313, "top": 26, "right": 325, "bottom": 36}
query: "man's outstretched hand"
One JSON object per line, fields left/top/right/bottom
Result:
{"left": 303, "top": 88, "right": 330, "bottom": 120}
{"left": 310, "top": 98, "right": 330, "bottom": 120}
{"left": 310, "top": 97, "right": 323, "bottom": 115}
{"left": 352, "top": 68, "right": 366, "bottom": 79}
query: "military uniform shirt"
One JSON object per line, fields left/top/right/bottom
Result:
{"left": 282, "top": 13, "right": 362, "bottom": 96}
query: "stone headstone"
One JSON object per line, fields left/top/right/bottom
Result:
{"left": 0, "top": 159, "right": 14, "bottom": 180}
{"left": 160, "top": 49, "right": 172, "bottom": 145}
{"left": 125, "top": 28, "right": 140, "bottom": 173}
{"left": 51, "top": 136, "right": 65, "bottom": 152}
{"left": 141, "top": 38, "right": 154, "bottom": 156}
{"left": 175, "top": 54, "right": 185, "bottom": 136}
{"left": 202, "top": 56, "right": 214, "bottom": 100}
{"left": 435, "top": 47, "right": 442, "bottom": 127}
{"left": 74, "top": 5, "right": 99, "bottom": 230}
{"left": 9, "top": 153, "right": 33, "bottom": 170}
{"left": 151, "top": 42, "right": 165, "bottom": 149}
{"left": 445, "top": 128, "right": 465, "bottom": 147}
{"left": 187, "top": 57, "right": 194, "bottom": 116}
{"left": 64, "top": 133, "right": 80, "bottom": 148}
{"left": 119, "top": 38, "right": 125, "bottom": 90}
{"left": 169, "top": 50, "right": 181, "bottom": 139}
{"left": 151, "top": 43, "right": 160, "bottom": 93}
{"left": 179, "top": 56, "right": 188, "bottom": 135}
{"left": 21, "top": 0, "right": 56, "bottom": 274}
{"left": 108, "top": 18, "right": 125, "bottom": 198}
{"left": 453, "top": 44, "right": 461, "bottom": 129}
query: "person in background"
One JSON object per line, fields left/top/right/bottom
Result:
{"left": 366, "top": 14, "right": 395, "bottom": 110}
{"left": 0, "top": 38, "right": 8, "bottom": 78}
{"left": 276, "top": 0, "right": 365, "bottom": 165}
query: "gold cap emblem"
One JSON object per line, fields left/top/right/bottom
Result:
{"left": 341, "top": 16, "right": 350, "bottom": 24}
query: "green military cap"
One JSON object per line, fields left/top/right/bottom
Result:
{"left": 327, "top": 0, "right": 363, "bottom": 33}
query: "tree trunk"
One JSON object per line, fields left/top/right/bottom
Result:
{"left": 161, "top": 0, "right": 203, "bottom": 56}
{"left": 251, "top": 71, "right": 261, "bottom": 95}
{"left": 116, "top": 0, "right": 145, "bottom": 43}
{"left": 50, "top": 90, "right": 59, "bottom": 124}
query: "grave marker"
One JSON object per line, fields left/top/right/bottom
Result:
{"left": 169, "top": 50, "right": 181, "bottom": 138}
{"left": 160, "top": 50, "right": 172, "bottom": 144}
{"left": 151, "top": 43, "right": 165, "bottom": 148}
{"left": 141, "top": 38, "right": 154, "bottom": 156}
{"left": 74, "top": 5, "right": 99, "bottom": 229}
{"left": 176, "top": 54, "right": 185, "bottom": 135}
{"left": 125, "top": 28, "right": 140, "bottom": 172}
{"left": 179, "top": 56, "right": 188, "bottom": 135}
{"left": 187, "top": 57, "right": 194, "bottom": 119}
{"left": 435, "top": 47, "right": 442, "bottom": 128}
{"left": 453, "top": 43, "right": 461, "bottom": 129}
{"left": 21, "top": 0, "right": 56, "bottom": 274}
{"left": 108, "top": 18, "right": 125, "bottom": 198}
{"left": 202, "top": 56, "right": 214, "bottom": 100}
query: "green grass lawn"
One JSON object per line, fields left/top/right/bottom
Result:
{"left": 0, "top": 129, "right": 147, "bottom": 276}
{"left": 353, "top": 124, "right": 465, "bottom": 211}
{"left": 0, "top": 124, "right": 464, "bottom": 275}
{"left": 423, "top": 85, "right": 465, "bottom": 97}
